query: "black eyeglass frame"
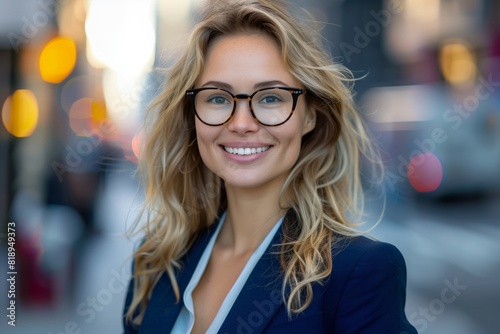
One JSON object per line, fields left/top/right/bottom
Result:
{"left": 185, "top": 86, "right": 305, "bottom": 126}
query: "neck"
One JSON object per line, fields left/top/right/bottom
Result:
{"left": 218, "top": 182, "right": 286, "bottom": 254}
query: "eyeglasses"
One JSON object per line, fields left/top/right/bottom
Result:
{"left": 185, "top": 86, "right": 305, "bottom": 126}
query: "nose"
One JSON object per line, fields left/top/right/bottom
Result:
{"left": 226, "top": 98, "right": 259, "bottom": 133}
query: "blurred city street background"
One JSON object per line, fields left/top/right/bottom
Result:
{"left": 1, "top": 0, "right": 499, "bottom": 333}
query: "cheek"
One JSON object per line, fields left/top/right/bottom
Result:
{"left": 290, "top": 133, "right": 303, "bottom": 159}
{"left": 276, "top": 125, "right": 303, "bottom": 158}
{"left": 283, "top": 115, "right": 309, "bottom": 160}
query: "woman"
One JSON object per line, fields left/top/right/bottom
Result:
{"left": 123, "top": 0, "right": 417, "bottom": 333}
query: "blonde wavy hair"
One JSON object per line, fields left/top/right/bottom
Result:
{"left": 126, "top": 0, "right": 381, "bottom": 325}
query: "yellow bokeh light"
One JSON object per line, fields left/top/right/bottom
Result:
{"left": 439, "top": 43, "right": 477, "bottom": 86}
{"left": 91, "top": 100, "right": 107, "bottom": 124}
{"left": 2, "top": 90, "right": 39, "bottom": 137}
{"left": 39, "top": 37, "right": 77, "bottom": 84}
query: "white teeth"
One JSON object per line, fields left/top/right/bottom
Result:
{"left": 224, "top": 146, "right": 270, "bottom": 155}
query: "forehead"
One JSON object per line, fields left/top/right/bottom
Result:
{"left": 197, "top": 33, "right": 300, "bottom": 89}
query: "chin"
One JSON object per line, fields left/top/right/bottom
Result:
{"left": 221, "top": 173, "right": 289, "bottom": 192}
{"left": 222, "top": 178, "right": 263, "bottom": 189}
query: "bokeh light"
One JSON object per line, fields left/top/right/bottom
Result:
{"left": 69, "top": 98, "right": 108, "bottom": 137}
{"left": 91, "top": 99, "right": 107, "bottom": 125}
{"left": 131, "top": 131, "right": 143, "bottom": 160}
{"left": 408, "top": 153, "right": 443, "bottom": 192}
{"left": 439, "top": 42, "right": 477, "bottom": 86}
{"left": 69, "top": 98, "right": 93, "bottom": 136}
{"left": 39, "top": 37, "right": 77, "bottom": 84}
{"left": 85, "top": 0, "right": 156, "bottom": 78}
{"left": 2, "top": 89, "right": 39, "bottom": 137}
{"left": 101, "top": 69, "right": 143, "bottom": 131}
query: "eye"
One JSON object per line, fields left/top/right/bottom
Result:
{"left": 258, "top": 94, "right": 282, "bottom": 104}
{"left": 207, "top": 95, "right": 231, "bottom": 104}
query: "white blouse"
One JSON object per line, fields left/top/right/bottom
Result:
{"left": 171, "top": 212, "right": 283, "bottom": 334}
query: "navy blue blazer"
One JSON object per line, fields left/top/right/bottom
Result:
{"left": 123, "top": 224, "right": 417, "bottom": 334}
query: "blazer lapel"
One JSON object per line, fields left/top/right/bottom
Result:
{"left": 218, "top": 226, "right": 285, "bottom": 334}
{"left": 139, "top": 224, "right": 218, "bottom": 334}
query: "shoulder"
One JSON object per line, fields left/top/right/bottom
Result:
{"left": 334, "top": 234, "right": 402, "bottom": 255}
{"left": 324, "top": 235, "right": 409, "bottom": 307}
{"left": 321, "top": 236, "right": 415, "bottom": 333}
{"left": 331, "top": 235, "right": 406, "bottom": 274}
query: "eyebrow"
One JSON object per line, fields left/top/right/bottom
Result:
{"left": 200, "top": 80, "right": 292, "bottom": 91}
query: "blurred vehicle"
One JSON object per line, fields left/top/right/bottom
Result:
{"left": 362, "top": 73, "right": 500, "bottom": 198}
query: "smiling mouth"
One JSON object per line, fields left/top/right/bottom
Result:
{"left": 223, "top": 146, "right": 271, "bottom": 155}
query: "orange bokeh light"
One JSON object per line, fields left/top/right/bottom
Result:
{"left": 439, "top": 42, "right": 476, "bottom": 87}
{"left": 39, "top": 37, "right": 77, "bottom": 84}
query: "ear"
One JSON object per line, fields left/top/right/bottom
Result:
{"left": 302, "top": 106, "right": 317, "bottom": 136}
